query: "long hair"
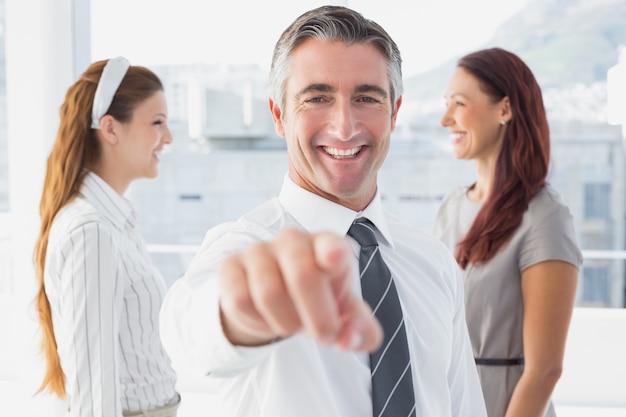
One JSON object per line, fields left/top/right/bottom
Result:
{"left": 33, "top": 59, "right": 163, "bottom": 397}
{"left": 455, "top": 47, "right": 550, "bottom": 269}
{"left": 269, "top": 5, "right": 403, "bottom": 113}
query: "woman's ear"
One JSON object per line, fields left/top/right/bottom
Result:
{"left": 98, "top": 115, "right": 120, "bottom": 145}
{"left": 500, "top": 97, "right": 512, "bottom": 123}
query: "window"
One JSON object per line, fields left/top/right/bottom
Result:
{"left": 582, "top": 265, "right": 611, "bottom": 306}
{"left": 585, "top": 183, "right": 611, "bottom": 220}
{"left": 87, "top": 0, "right": 626, "bottom": 308}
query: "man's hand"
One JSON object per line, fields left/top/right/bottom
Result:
{"left": 218, "top": 228, "right": 382, "bottom": 352}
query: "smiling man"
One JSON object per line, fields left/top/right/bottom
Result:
{"left": 159, "top": 6, "right": 487, "bottom": 417}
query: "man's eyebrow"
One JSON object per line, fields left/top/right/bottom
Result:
{"left": 295, "top": 83, "right": 335, "bottom": 98}
{"left": 295, "top": 83, "right": 389, "bottom": 99}
{"left": 355, "top": 84, "right": 388, "bottom": 98}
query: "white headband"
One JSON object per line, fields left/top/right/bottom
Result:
{"left": 91, "top": 56, "right": 131, "bottom": 129}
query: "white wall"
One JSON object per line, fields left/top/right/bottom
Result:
{"left": 5, "top": 0, "right": 78, "bottom": 414}
{"left": 553, "top": 308, "right": 626, "bottom": 409}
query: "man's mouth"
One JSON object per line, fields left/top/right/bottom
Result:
{"left": 323, "top": 146, "right": 363, "bottom": 159}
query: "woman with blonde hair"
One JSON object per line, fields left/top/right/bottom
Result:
{"left": 34, "top": 57, "right": 179, "bottom": 417}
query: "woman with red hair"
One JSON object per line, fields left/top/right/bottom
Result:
{"left": 434, "top": 47, "right": 582, "bottom": 417}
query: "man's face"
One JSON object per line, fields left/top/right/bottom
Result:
{"left": 270, "top": 39, "right": 402, "bottom": 211}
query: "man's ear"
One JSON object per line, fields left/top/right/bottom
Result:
{"left": 269, "top": 98, "right": 286, "bottom": 138}
{"left": 391, "top": 95, "right": 403, "bottom": 130}
{"left": 98, "top": 115, "right": 120, "bottom": 145}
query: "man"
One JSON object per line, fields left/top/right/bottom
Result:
{"left": 160, "top": 6, "right": 487, "bottom": 417}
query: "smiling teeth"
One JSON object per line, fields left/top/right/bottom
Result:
{"left": 451, "top": 133, "right": 465, "bottom": 141}
{"left": 324, "top": 146, "right": 362, "bottom": 158}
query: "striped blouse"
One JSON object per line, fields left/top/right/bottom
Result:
{"left": 44, "top": 171, "right": 177, "bottom": 417}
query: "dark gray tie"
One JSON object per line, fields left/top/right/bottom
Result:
{"left": 348, "top": 218, "right": 416, "bottom": 417}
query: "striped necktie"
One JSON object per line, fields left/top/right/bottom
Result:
{"left": 348, "top": 218, "right": 416, "bottom": 417}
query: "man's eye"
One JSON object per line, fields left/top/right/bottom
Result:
{"left": 361, "top": 96, "right": 379, "bottom": 103}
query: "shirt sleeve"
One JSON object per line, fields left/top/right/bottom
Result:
{"left": 445, "top": 259, "right": 488, "bottom": 417}
{"left": 56, "top": 221, "right": 125, "bottom": 417}
{"left": 160, "top": 223, "right": 276, "bottom": 378}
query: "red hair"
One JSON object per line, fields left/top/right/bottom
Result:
{"left": 454, "top": 48, "right": 550, "bottom": 269}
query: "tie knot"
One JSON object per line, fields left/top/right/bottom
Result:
{"left": 347, "top": 218, "right": 379, "bottom": 248}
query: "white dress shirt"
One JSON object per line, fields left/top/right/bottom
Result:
{"left": 45, "top": 172, "right": 177, "bottom": 417}
{"left": 160, "top": 174, "right": 487, "bottom": 417}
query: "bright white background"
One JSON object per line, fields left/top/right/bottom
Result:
{"left": 90, "top": 0, "right": 530, "bottom": 77}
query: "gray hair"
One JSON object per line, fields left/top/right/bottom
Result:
{"left": 269, "top": 5, "right": 403, "bottom": 113}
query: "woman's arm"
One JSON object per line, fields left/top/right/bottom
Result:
{"left": 57, "top": 221, "right": 124, "bottom": 417}
{"left": 504, "top": 260, "right": 578, "bottom": 417}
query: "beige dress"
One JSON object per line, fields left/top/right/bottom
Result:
{"left": 433, "top": 185, "right": 582, "bottom": 417}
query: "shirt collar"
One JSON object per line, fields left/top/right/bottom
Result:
{"left": 79, "top": 171, "right": 137, "bottom": 229}
{"left": 278, "top": 173, "right": 395, "bottom": 248}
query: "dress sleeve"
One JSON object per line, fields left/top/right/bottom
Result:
{"left": 56, "top": 221, "right": 125, "bottom": 417}
{"left": 519, "top": 201, "right": 583, "bottom": 272}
